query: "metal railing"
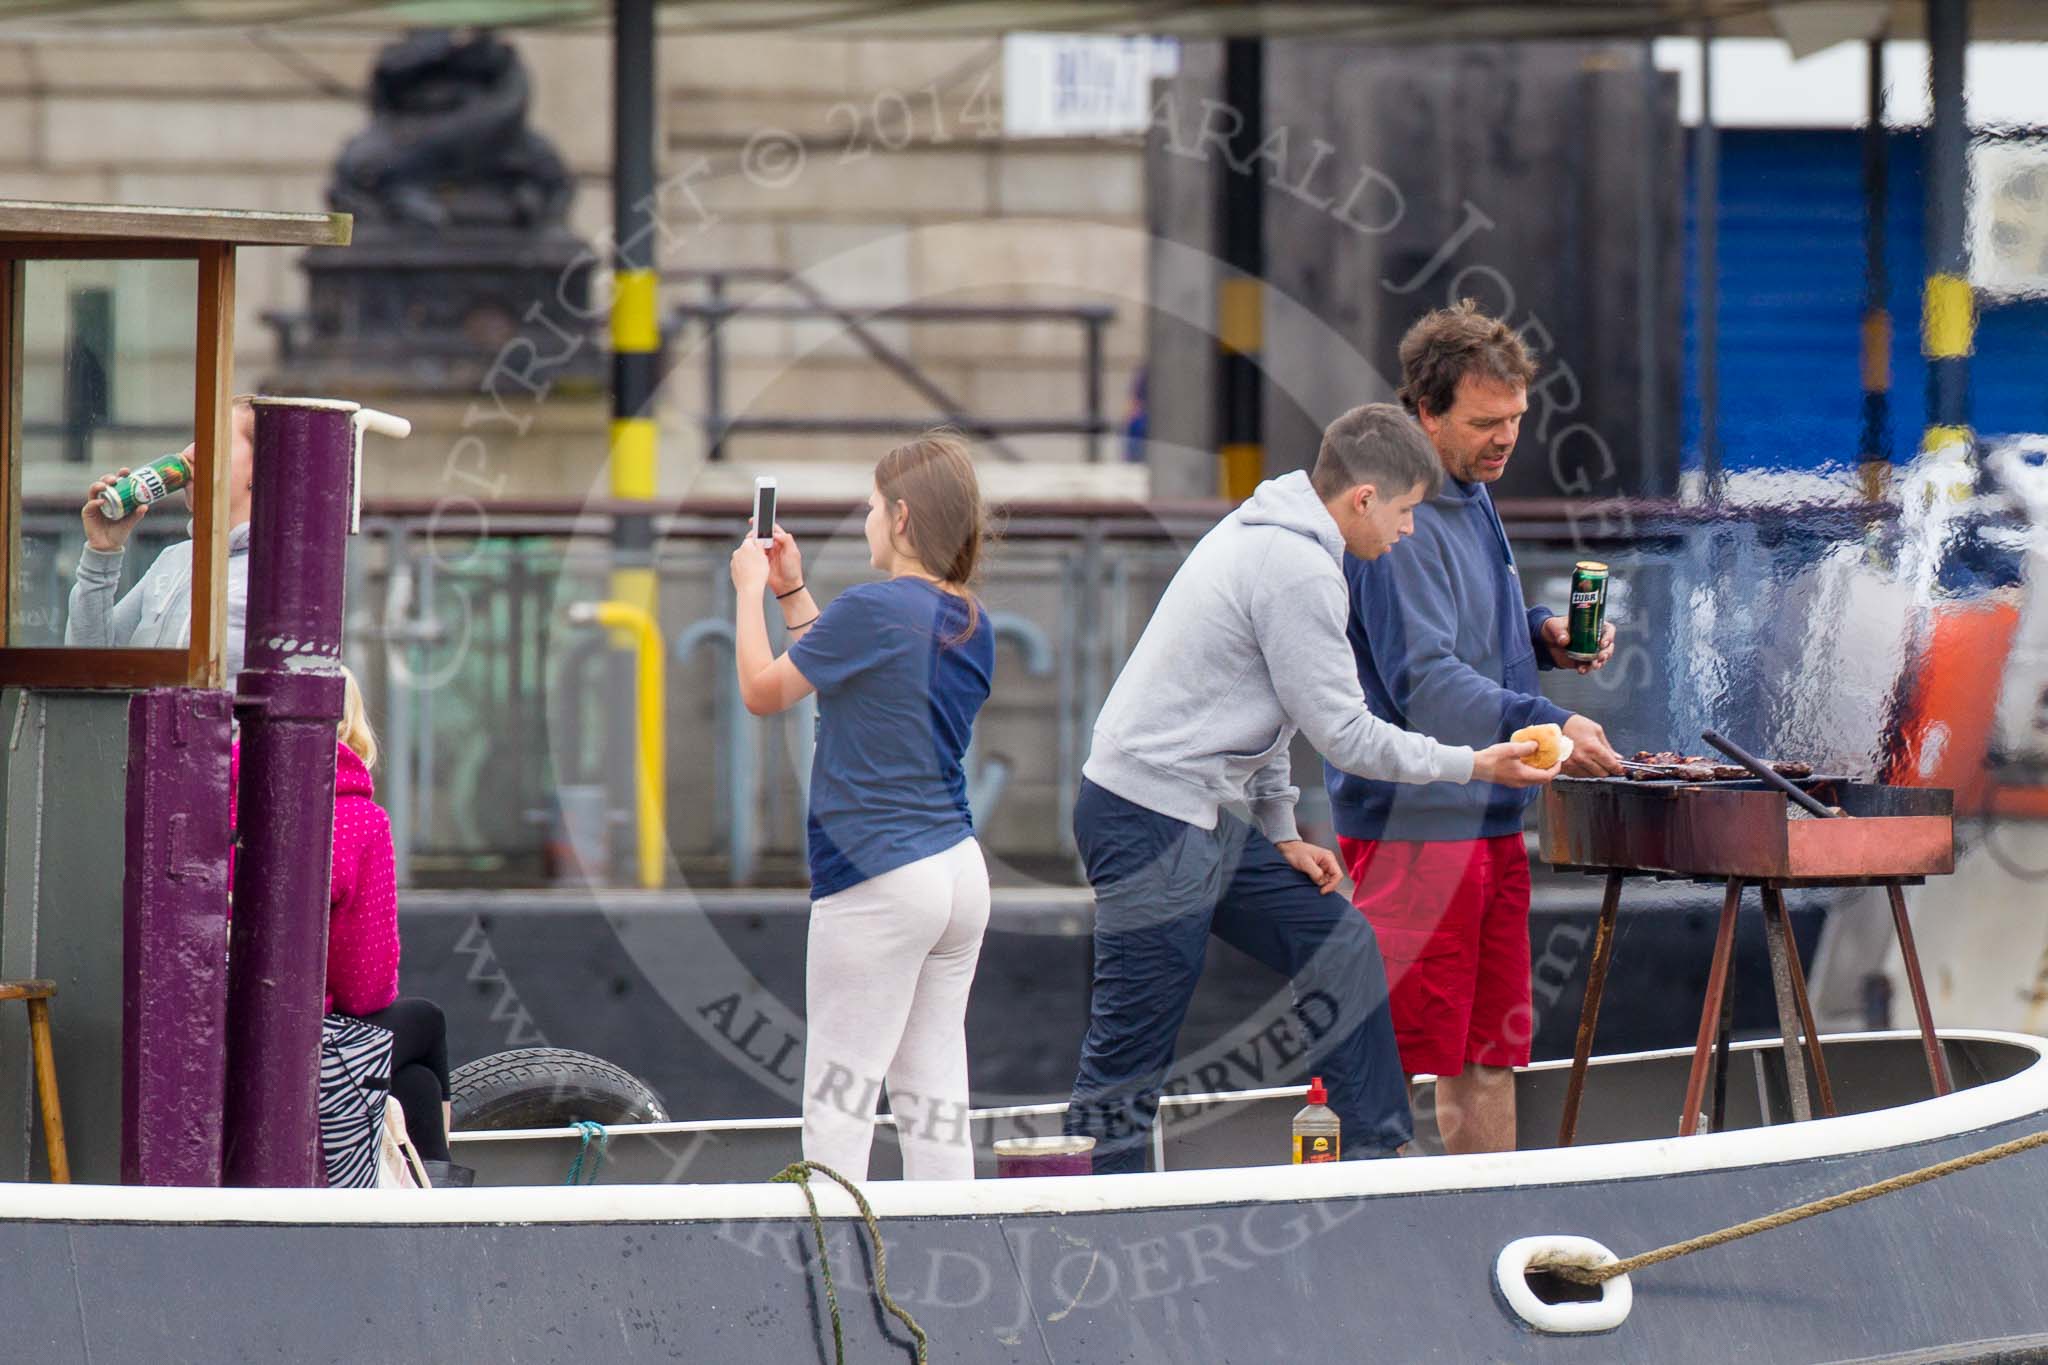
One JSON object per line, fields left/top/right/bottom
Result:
{"left": 662, "top": 266, "right": 1115, "bottom": 463}
{"left": 13, "top": 495, "right": 1936, "bottom": 890}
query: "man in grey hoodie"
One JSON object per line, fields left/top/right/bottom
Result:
{"left": 67, "top": 398, "right": 255, "bottom": 678}
{"left": 1063, "top": 403, "right": 1557, "bottom": 1171}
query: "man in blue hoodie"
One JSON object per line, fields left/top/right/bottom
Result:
{"left": 1327, "top": 302, "right": 1624, "bottom": 1156}
{"left": 1064, "top": 402, "right": 1560, "bottom": 1173}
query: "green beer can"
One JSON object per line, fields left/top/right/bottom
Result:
{"left": 98, "top": 451, "right": 194, "bottom": 521}
{"left": 1567, "top": 561, "right": 1609, "bottom": 661}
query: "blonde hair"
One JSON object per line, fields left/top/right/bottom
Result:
{"left": 338, "top": 666, "right": 378, "bottom": 769}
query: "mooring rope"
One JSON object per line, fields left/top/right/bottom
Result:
{"left": 564, "top": 1120, "right": 609, "bottom": 1186}
{"left": 1548, "top": 1127, "right": 2048, "bottom": 1287}
{"left": 771, "top": 1160, "right": 930, "bottom": 1365}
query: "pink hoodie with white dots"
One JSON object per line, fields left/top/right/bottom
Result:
{"left": 228, "top": 739, "right": 400, "bottom": 1016}
{"left": 325, "top": 741, "right": 400, "bottom": 1017}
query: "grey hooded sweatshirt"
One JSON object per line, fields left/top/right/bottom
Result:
{"left": 66, "top": 522, "right": 251, "bottom": 679}
{"left": 1083, "top": 470, "right": 1474, "bottom": 844}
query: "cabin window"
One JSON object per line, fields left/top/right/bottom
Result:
{"left": 0, "top": 242, "right": 232, "bottom": 688}
{"left": 13, "top": 257, "right": 199, "bottom": 649}
{"left": 0, "top": 201, "right": 347, "bottom": 690}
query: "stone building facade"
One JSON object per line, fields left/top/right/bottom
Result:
{"left": 0, "top": 25, "right": 1149, "bottom": 503}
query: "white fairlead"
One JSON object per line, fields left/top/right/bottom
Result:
{"left": 349, "top": 408, "right": 411, "bottom": 534}
{"left": 1495, "top": 1235, "right": 1633, "bottom": 1334}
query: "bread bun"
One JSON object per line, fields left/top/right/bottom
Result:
{"left": 1510, "top": 722, "right": 1571, "bottom": 770}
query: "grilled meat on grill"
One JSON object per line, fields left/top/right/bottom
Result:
{"left": 1622, "top": 752, "right": 1817, "bottom": 783}
{"left": 1620, "top": 760, "right": 1718, "bottom": 782}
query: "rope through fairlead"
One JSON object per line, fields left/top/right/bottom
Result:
{"left": 1548, "top": 1127, "right": 2048, "bottom": 1287}
{"left": 771, "top": 1160, "right": 930, "bottom": 1365}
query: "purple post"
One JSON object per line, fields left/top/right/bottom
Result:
{"left": 121, "top": 688, "right": 233, "bottom": 1186}
{"left": 221, "top": 399, "right": 356, "bottom": 1187}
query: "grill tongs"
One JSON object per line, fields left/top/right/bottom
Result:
{"left": 1701, "top": 730, "right": 1840, "bottom": 818}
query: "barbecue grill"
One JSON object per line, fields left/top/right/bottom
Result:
{"left": 1540, "top": 775, "right": 1957, "bottom": 1143}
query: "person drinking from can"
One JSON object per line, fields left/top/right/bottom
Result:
{"left": 730, "top": 434, "right": 995, "bottom": 1181}
{"left": 67, "top": 396, "right": 257, "bottom": 677}
{"left": 1327, "top": 302, "right": 1624, "bottom": 1157}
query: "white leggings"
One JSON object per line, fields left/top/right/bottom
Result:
{"left": 802, "top": 836, "right": 991, "bottom": 1181}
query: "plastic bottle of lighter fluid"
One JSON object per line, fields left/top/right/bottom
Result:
{"left": 1292, "top": 1076, "right": 1340, "bottom": 1164}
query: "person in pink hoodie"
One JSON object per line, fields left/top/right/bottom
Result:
{"left": 327, "top": 669, "right": 455, "bottom": 1173}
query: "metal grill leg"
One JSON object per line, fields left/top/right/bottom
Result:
{"left": 1887, "top": 883, "right": 1953, "bottom": 1096}
{"left": 1557, "top": 873, "right": 1623, "bottom": 1148}
{"left": 1760, "top": 886, "right": 1814, "bottom": 1121}
{"left": 1681, "top": 879, "right": 1744, "bottom": 1137}
{"left": 1770, "top": 885, "right": 1837, "bottom": 1117}
{"left": 1711, "top": 948, "right": 1737, "bottom": 1133}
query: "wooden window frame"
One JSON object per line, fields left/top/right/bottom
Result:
{"left": 0, "top": 238, "right": 235, "bottom": 690}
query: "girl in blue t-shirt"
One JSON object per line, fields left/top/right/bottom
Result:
{"left": 730, "top": 434, "right": 995, "bottom": 1181}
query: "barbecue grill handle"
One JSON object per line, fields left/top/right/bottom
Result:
{"left": 1700, "top": 730, "right": 1836, "bottom": 818}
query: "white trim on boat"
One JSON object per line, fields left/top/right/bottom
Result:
{"left": 2, "top": 1029, "right": 2042, "bottom": 1227}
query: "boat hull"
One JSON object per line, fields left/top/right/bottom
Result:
{"left": 7, "top": 1031, "right": 2048, "bottom": 1364}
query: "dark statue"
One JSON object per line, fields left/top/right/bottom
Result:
{"left": 329, "top": 30, "right": 573, "bottom": 231}
{"left": 270, "top": 28, "right": 601, "bottom": 395}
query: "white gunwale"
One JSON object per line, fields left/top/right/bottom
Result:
{"left": 0, "top": 1029, "right": 2039, "bottom": 1228}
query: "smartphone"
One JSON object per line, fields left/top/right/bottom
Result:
{"left": 752, "top": 476, "right": 777, "bottom": 545}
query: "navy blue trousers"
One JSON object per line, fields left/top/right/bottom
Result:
{"left": 1063, "top": 780, "right": 1413, "bottom": 1173}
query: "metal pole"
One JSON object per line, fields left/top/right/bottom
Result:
{"left": 222, "top": 399, "right": 358, "bottom": 1187}
{"left": 704, "top": 272, "right": 726, "bottom": 462}
{"left": 1215, "top": 36, "right": 1264, "bottom": 501}
{"left": 611, "top": 0, "right": 664, "bottom": 887}
{"left": 1084, "top": 315, "right": 1104, "bottom": 464}
{"left": 1922, "top": 0, "right": 1973, "bottom": 488}
{"left": 611, "top": 0, "right": 661, "bottom": 493}
{"left": 382, "top": 522, "right": 415, "bottom": 887}
{"left": 1696, "top": 17, "right": 1722, "bottom": 502}
{"left": 1860, "top": 35, "right": 1892, "bottom": 497}
{"left": 415, "top": 549, "right": 437, "bottom": 849}
{"left": 1637, "top": 38, "right": 1661, "bottom": 489}
{"left": 605, "top": 647, "right": 639, "bottom": 886}
{"left": 570, "top": 602, "right": 666, "bottom": 890}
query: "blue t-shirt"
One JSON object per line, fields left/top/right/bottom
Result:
{"left": 787, "top": 578, "right": 995, "bottom": 898}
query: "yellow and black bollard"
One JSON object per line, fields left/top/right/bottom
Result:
{"left": 1919, "top": 0, "right": 1973, "bottom": 500}
{"left": 1215, "top": 37, "right": 1265, "bottom": 504}
{"left": 605, "top": 0, "right": 665, "bottom": 888}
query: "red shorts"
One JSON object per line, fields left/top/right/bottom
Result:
{"left": 1337, "top": 833, "right": 1533, "bottom": 1078}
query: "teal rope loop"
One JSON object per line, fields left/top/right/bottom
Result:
{"left": 770, "top": 1160, "right": 930, "bottom": 1365}
{"left": 565, "top": 1120, "right": 609, "bottom": 1186}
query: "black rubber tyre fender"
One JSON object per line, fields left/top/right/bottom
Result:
{"left": 449, "top": 1047, "right": 670, "bottom": 1130}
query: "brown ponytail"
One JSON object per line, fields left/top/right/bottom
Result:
{"left": 874, "top": 431, "right": 991, "bottom": 642}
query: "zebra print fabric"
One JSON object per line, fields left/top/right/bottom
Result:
{"left": 320, "top": 1014, "right": 394, "bottom": 1190}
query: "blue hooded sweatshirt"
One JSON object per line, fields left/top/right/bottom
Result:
{"left": 1324, "top": 476, "right": 1572, "bottom": 842}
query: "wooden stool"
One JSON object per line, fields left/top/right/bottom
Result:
{"left": 0, "top": 980, "right": 69, "bottom": 1183}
